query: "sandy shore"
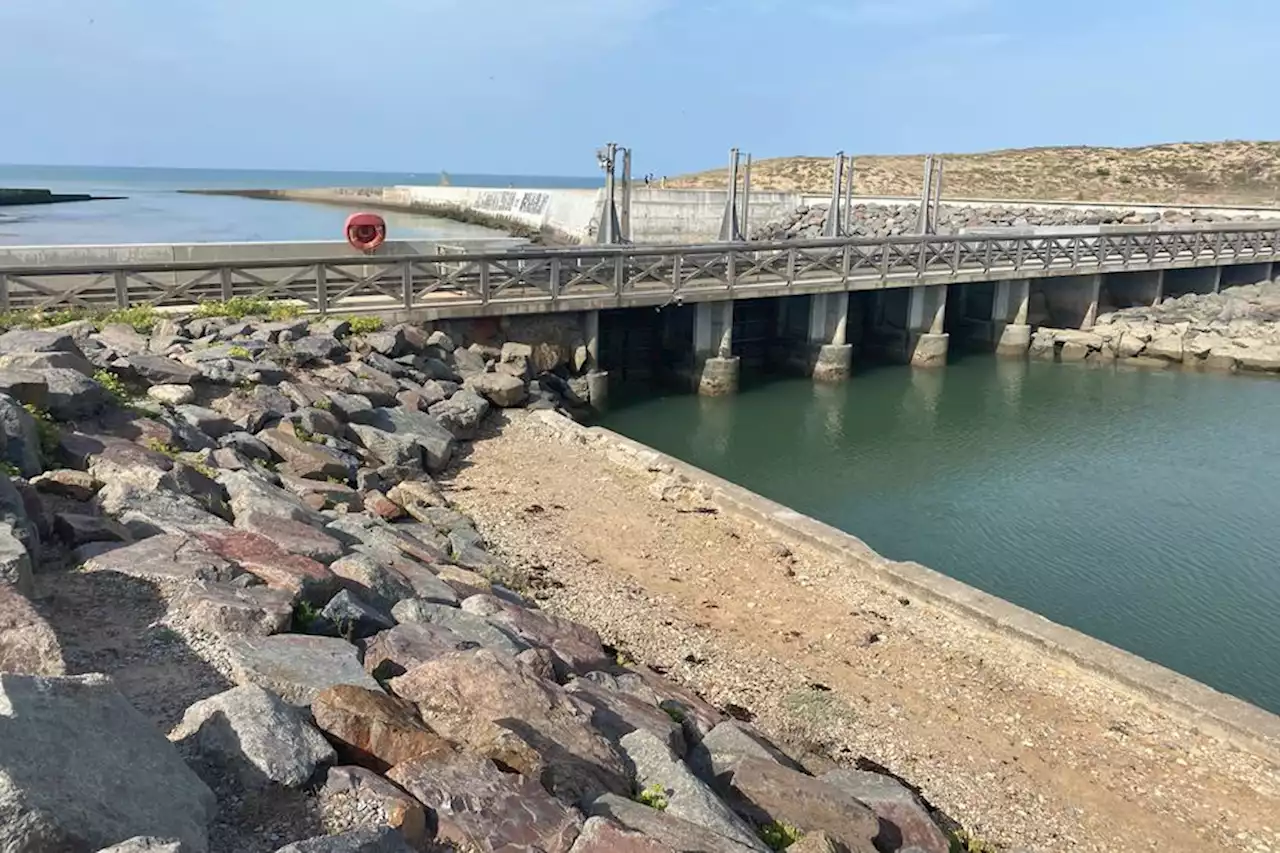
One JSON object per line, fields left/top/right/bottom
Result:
{"left": 445, "top": 411, "right": 1280, "bottom": 853}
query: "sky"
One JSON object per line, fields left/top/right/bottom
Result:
{"left": 1, "top": 0, "right": 1275, "bottom": 177}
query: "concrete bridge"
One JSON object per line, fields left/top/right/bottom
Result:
{"left": 1, "top": 223, "right": 1277, "bottom": 396}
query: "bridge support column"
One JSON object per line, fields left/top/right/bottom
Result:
{"left": 695, "top": 300, "right": 739, "bottom": 396}
{"left": 994, "top": 278, "right": 1032, "bottom": 357}
{"left": 1081, "top": 273, "right": 1102, "bottom": 330}
{"left": 582, "top": 309, "right": 609, "bottom": 411}
{"left": 809, "top": 293, "right": 852, "bottom": 382}
{"left": 908, "top": 285, "right": 949, "bottom": 368}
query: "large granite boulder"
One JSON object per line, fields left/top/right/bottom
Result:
{"left": 390, "top": 648, "right": 629, "bottom": 804}
{"left": 427, "top": 390, "right": 490, "bottom": 440}
{"left": 175, "top": 581, "right": 294, "bottom": 637}
{"left": 588, "top": 794, "right": 760, "bottom": 853}
{"left": 43, "top": 367, "right": 113, "bottom": 420}
{"left": 0, "top": 583, "right": 65, "bottom": 676}
{"left": 224, "top": 634, "right": 381, "bottom": 706}
{"left": 197, "top": 528, "right": 338, "bottom": 603}
{"left": 361, "top": 622, "right": 480, "bottom": 680}
{"left": 619, "top": 730, "right": 766, "bottom": 851}
{"left": 320, "top": 766, "right": 428, "bottom": 849}
{"left": 389, "top": 600, "right": 525, "bottom": 657}
{"left": 469, "top": 371, "right": 528, "bottom": 408}
{"left": 272, "top": 827, "right": 417, "bottom": 853}
{"left": 0, "top": 368, "right": 49, "bottom": 408}
{"left": 171, "top": 685, "right": 336, "bottom": 788}
{"left": 347, "top": 408, "right": 454, "bottom": 473}
{"left": 0, "top": 673, "right": 216, "bottom": 852}
{"left": 130, "top": 354, "right": 201, "bottom": 385}
{"left": 83, "top": 534, "right": 239, "bottom": 585}
{"left": 388, "top": 751, "right": 582, "bottom": 853}
{"left": 687, "top": 720, "right": 805, "bottom": 783}
{"left": 567, "top": 817, "right": 678, "bottom": 853}
{"left": 0, "top": 393, "right": 43, "bottom": 477}
{"left": 566, "top": 677, "right": 686, "bottom": 757}
{"left": 259, "top": 428, "right": 353, "bottom": 482}
{"left": 821, "top": 769, "right": 950, "bottom": 853}
{"left": 311, "top": 684, "right": 454, "bottom": 773}
{"left": 462, "top": 594, "right": 611, "bottom": 676}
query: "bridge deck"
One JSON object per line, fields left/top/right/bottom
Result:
{"left": 0, "top": 227, "right": 1276, "bottom": 320}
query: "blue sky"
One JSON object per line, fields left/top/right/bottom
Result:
{"left": 1, "top": 0, "right": 1273, "bottom": 176}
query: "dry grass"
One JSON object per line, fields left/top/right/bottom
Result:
{"left": 670, "top": 141, "right": 1280, "bottom": 206}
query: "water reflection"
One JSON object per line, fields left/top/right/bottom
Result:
{"left": 690, "top": 394, "right": 736, "bottom": 461}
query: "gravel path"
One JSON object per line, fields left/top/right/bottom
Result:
{"left": 445, "top": 412, "right": 1280, "bottom": 853}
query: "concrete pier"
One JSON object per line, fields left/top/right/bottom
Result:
{"left": 694, "top": 301, "right": 739, "bottom": 396}
{"left": 1102, "top": 270, "right": 1163, "bottom": 310}
{"left": 583, "top": 309, "right": 609, "bottom": 411}
{"left": 808, "top": 293, "right": 853, "bottom": 382}
{"left": 908, "top": 285, "right": 949, "bottom": 368}
{"left": 994, "top": 278, "right": 1032, "bottom": 357}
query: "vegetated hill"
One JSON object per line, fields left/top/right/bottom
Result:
{"left": 669, "top": 141, "right": 1280, "bottom": 206}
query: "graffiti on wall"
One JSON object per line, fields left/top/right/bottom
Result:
{"left": 475, "top": 190, "right": 549, "bottom": 216}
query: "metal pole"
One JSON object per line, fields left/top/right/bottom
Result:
{"left": 620, "top": 147, "right": 633, "bottom": 244}
{"left": 917, "top": 154, "right": 934, "bottom": 234}
{"left": 718, "top": 147, "right": 742, "bottom": 241}
{"left": 598, "top": 142, "right": 621, "bottom": 245}
{"left": 823, "top": 151, "right": 845, "bottom": 237}
{"left": 740, "top": 153, "right": 753, "bottom": 240}
{"left": 842, "top": 156, "right": 856, "bottom": 237}
{"left": 930, "top": 156, "right": 944, "bottom": 235}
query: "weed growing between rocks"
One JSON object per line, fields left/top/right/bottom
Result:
{"left": 92, "top": 369, "right": 133, "bottom": 407}
{"left": 193, "top": 297, "right": 303, "bottom": 321}
{"left": 758, "top": 821, "right": 804, "bottom": 850}
{"left": 143, "top": 437, "right": 181, "bottom": 458}
{"left": 633, "top": 783, "right": 669, "bottom": 811}
{"left": 949, "top": 830, "right": 999, "bottom": 853}
{"left": 22, "top": 403, "right": 60, "bottom": 460}
{"left": 0, "top": 304, "right": 160, "bottom": 333}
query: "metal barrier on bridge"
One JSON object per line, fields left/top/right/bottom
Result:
{"left": 1, "top": 226, "right": 1278, "bottom": 319}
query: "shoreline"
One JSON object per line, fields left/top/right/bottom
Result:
{"left": 448, "top": 409, "right": 1280, "bottom": 852}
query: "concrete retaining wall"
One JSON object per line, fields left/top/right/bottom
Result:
{"left": 801, "top": 193, "right": 1280, "bottom": 220}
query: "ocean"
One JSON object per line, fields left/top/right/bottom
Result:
{"left": 0, "top": 164, "right": 601, "bottom": 247}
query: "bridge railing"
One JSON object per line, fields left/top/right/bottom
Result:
{"left": 1, "top": 226, "right": 1277, "bottom": 317}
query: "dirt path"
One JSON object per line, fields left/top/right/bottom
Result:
{"left": 446, "top": 412, "right": 1280, "bottom": 853}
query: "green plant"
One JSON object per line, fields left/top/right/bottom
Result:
{"left": 758, "top": 822, "right": 803, "bottom": 851}
{"left": 92, "top": 370, "right": 132, "bottom": 406}
{"left": 227, "top": 345, "right": 253, "bottom": 359}
{"left": 633, "top": 784, "right": 668, "bottom": 811}
{"left": 293, "top": 425, "right": 316, "bottom": 443}
{"left": 100, "top": 305, "right": 159, "bottom": 333}
{"left": 193, "top": 296, "right": 275, "bottom": 320}
{"left": 614, "top": 649, "right": 634, "bottom": 667}
{"left": 185, "top": 459, "right": 217, "bottom": 479}
{"left": 23, "top": 404, "right": 60, "bottom": 460}
{"left": 313, "top": 396, "right": 332, "bottom": 411}
{"left": 0, "top": 461, "right": 20, "bottom": 477}
{"left": 325, "top": 475, "right": 346, "bottom": 485}
{"left": 293, "top": 600, "right": 321, "bottom": 631}
{"left": 345, "top": 315, "right": 384, "bottom": 335}
{"left": 662, "top": 704, "right": 685, "bottom": 725}
{"left": 266, "top": 303, "right": 303, "bottom": 321}
{"left": 949, "top": 831, "right": 999, "bottom": 853}
{"left": 143, "top": 437, "right": 180, "bottom": 458}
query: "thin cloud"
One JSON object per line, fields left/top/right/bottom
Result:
{"left": 813, "top": 0, "right": 993, "bottom": 26}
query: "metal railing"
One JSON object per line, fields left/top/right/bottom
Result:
{"left": 1, "top": 226, "right": 1277, "bottom": 318}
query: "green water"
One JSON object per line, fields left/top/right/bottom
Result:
{"left": 600, "top": 359, "right": 1280, "bottom": 714}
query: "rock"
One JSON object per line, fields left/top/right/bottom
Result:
{"left": 388, "top": 751, "right": 582, "bottom": 853}
{"left": 176, "top": 581, "right": 294, "bottom": 636}
{"left": 687, "top": 721, "right": 803, "bottom": 783}
{"left": 131, "top": 354, "right": 201, "bottom": 385}
{"left": 259, "top": 428, "right": 353, "bottom": 481}
{"left": 0, "top": 350, "right": 95, "bottom": 377}
{"left": 386, "top": 478, "right": 445, "bottom": 510}
{"left": 0, "top": 523, "right": 34, "bottom": 596}
{"left": 175, "top": 404, "right": 234, "bottom": 439}
{"left": 54, "top": 511, "right": 130, "bottom": 547}
{"left": 821, "top": 769, "right": 949, "bottom": 853}
{"left": 568, "top": 816, "right": 678, "bottom": 853}
{"left": 362, "top": 622, "right": 480, "bottom": 680}
{"left": 221, "top": 468, "right": 328, "bottom": 527}
{"left": 95, "top": 481, "right": 228, "bottom": 538}
{"left": 84, "top": 534, "right": 239, "bottom": 584}
{"left": 289, "top": 407, "right": 343, "bottom": 440}
{"left": 630, "top": 668, "right": 727, "bottom": 744}
{"left": 224, "top": 634, "right": 382, "bottom": 706}
{"left": 427, "top": 389, "right": 490, "bottom": 440}
{"left": 620, "top": 729, "right": 765, "bottom": 851}
{"left": 147, "top": 383, "right": 196, "bottom": 405}
{"left": 786, "top": 831, "right": 843, "bottom": 853}
{"left": 567, "top": 678, "right": 686, "bottom": 756}
{"left": 0, "top": 672, "right": 216, "bottom": 852}
{"left": 426, "top": 330, "right": 455, "bottom": 352}
{"left": 588, "top": 794, "right": 759, "bottom": 853}
{"left": 0, "top": 368, "right": 49, "bottom": 409}
{"left": 363, "top": 490, "right": 404, "bottom": 521}
{"left": 312, "top": 684, "right": 453, "bottom": 773}
{"left": 348, "top": 408, "right": 455, "bottom": 473}
{"left": 363, "top": 329, "right": 408, "bottom": 358}
{"left": 1237, "top": 345, "right": 1280, "bottom": 372}
{"left": 198, "top": 528, "right": 337, "bottom": 603}
{"left": 329, "top": 552, "right": 415, "bottom": 612}
{"left": 717, "top": 757, "right": 878, "bottom": 853}
{"left": 500, "top": 341, "right": 533, "bottom": 378}
{"left": 321, "top": 766, "right": 428, "bottom": 848}
{"left": 0, "top": 583, "right": 65, "bottom": 675}
{"left": 390, "top": 600, "right": 525, "bottom": 656}
{"left": 325, "top": 391, "right": 373, "bottom": 421}
{"left": 320, "top": 589, "right": 396, "bottom": 640}
{"left": 0, "top": 393, "right": 42, "bottom": 476}
{"left": 1058, "top": 341, "right": 1090, "bottom": 362}
{"left": 452, "top": 346, "right": 486, "bottom": 377}
{"left": 1146, "top": 334, "right": 1185, "bottom": 362}
{"left": 469, "top": 371, "right": 528, "bottom": 408}
{"left": 390, "top": 648, "right": 629, "bottom": 803}
{"left": 0, "top": 328, "right": 81, "bottom": 354}
{"left": 435, "top": 564, "right": 494, "bottom": 598}
{"left": 171, "top": 684, "right": 336, "bottom": 788}
{"left": 273, "top": 827, "right": 417, "bottom": 853}
{"left": 293, "top": 334, "right": 347, "bottom": 364}
{"left": 96, "top": 838, "right": 186, "bottom": 853}
{"left": 463, "top": 594, "right": 611, "bottom": 676}
{"left": 43, "top": 367, "right": 113, "bottom": 420}
{"left": 234, "top": 509, "right": 345, "bottom": 564}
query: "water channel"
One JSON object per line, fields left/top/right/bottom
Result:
{"left": 599, "top": 357, "right": 1280, "bottom": 714}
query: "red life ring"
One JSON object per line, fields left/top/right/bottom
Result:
{"left": 345, "top": 212, "right": 387, "bottom": 252}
